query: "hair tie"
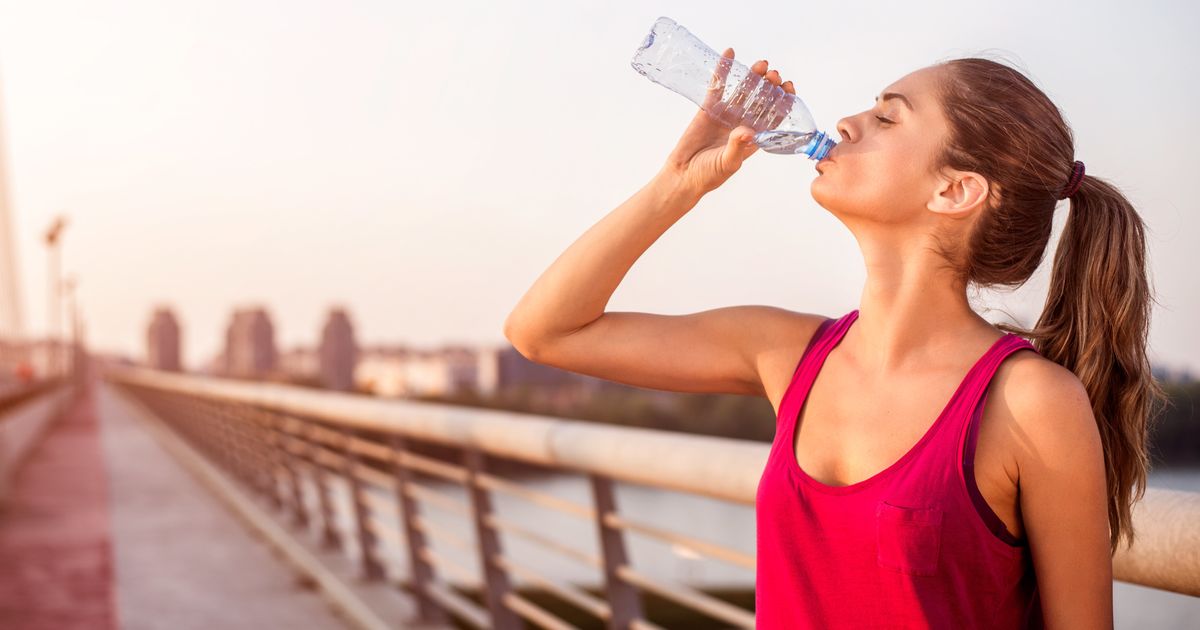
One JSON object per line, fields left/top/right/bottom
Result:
{"left": 1059, "top": 160, "right": 1085, "bottom": 200}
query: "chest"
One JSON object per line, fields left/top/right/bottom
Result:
{"left": 765, "top": 352, "right": 1025, "bottom": 541}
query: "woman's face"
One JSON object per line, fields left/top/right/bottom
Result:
{"left": 811, "top": 65, "right": 955, "bottom": 224}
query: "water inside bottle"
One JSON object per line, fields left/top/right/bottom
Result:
{"left": 753, "top": 129, "right": 837, "bottom": 159}
{"left": 753, "top": 130, "right": 816, "bottom": 154}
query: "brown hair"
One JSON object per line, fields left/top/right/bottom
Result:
{"left": 928, "top": 55, "right": 1168, "bottom": 554}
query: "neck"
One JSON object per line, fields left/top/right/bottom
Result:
{"left": 846, "top": 225, "right": 999, "bottom": 375}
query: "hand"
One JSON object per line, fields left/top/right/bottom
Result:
{"left": 659, "top": 48, "right": 797, "bottom": 199}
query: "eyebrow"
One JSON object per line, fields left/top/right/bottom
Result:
{"left": 875, "top": 92, "right": 914, "bottom": 111}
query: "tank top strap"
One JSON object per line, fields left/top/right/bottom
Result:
{"left": 776, "top": 310, "right": 858, "bottom": 430}
{"left": 954, "top": 334, "right": 1040, "bottom": 469}
{"left": 951, "top": 334, "right": 1039, "bottom": 546}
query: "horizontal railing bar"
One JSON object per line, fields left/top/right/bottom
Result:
{"left": 475, "top": 472, "right": 594, "bottom": 520}
{"left": 107, "top": 370, "right": 1200, "bottom": 598}
{"left": 630, "top": 618, "right": 667, "bottom": 630}
{"left": 351, "top": 463, "right": 396, "bottom": 491}
{"left": 107, "top": 368, "right": 767, "bottom": 505}
{"left": 363, "top": 514, "right": 404, "bottom": 550}
{"left": 413, "top": 515, "right": 476, "bottom": 553}
{"left": 359, "top": 489, "right": 395, "bottom": 516}
{"left": 1113, "top": 487, "right": 1200, "bottom": 595}
{"left": 494, "top": 554, "right": 610, "bottom": 620}
{"left": 305, "top": 423, "right": 345, "bottom": 448}
{"left": 398, "top": 451, "right": 470, "bottom": 484}
{"left": 342, "top": 433, "right": 396, "bottom": 464}
{"left": 502, "top": 592, "right": 575, "bottom": 630}
{"left": 603, "top": 512, "right": 755, "bottom": 571}
{"left": 405, "top": 482, "right": 471, "bottom": 518}
{"left": 425, "top": 580, "right": 490, "bottom": 629}
{"left": 418, "top": 547, "right": 478, "bottom": 586}
{"left": 282, "top": 440, "right": 347, "bottom": 472}
{"left": 485, "top": 514, "right": 601, "bottom": 569}
{"left": 617, "top": 565, "right": 755, "bottom": 629}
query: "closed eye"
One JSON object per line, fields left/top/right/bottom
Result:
{"left": 875, "top": 115, "right": 895, "bottom": 125}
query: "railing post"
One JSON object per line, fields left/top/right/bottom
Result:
{"left": 463, "top": 447, "right": 523, "bottom": 630}
{"left": 590, "top": 474, "right": 644, "bottom": 630}
{"left": 389, "top": 435, "right": 450, "bottom": 626}
{"left": 303, "top": 419, "right": 342, "bottom": 550}
{"left": 279, "top": 415, "right": 310, "bottom": 529}
{"left": 341, "top": 427, "right": 386, "bottom": 581}
{"left": 227, "top": 403, "right": 262, "bottom": 493}
{"left": 240, "top": 403, "right": 275, "bottom": 500}
{"left": 211, "top": 402, "right": 242, "bottom": 478}
{"left": 193, "top": 397, "right": 224, "bottom": 465}
{"left": 252, "top": 405, "right": 285, "bottom": 511}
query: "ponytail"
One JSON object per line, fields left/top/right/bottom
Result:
{"left": 935, "top": 57, "right": 1170, "bottom": 554}
{"left": 995, "top": 175, "right": 1169, "bottom": 554}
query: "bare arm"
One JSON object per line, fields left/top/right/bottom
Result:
{"left": 504, "top": 53, "right": 823, "bottom": 396}
{"left": 1009, "top": 360, "right": 1114, "bottom": 629}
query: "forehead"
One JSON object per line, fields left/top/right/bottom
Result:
{"left": 881, "top": 67, "right": 942, "bottom": 106}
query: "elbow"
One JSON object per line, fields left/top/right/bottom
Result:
{"left": 503, "top": 315, "right": 543, "bottom": 361}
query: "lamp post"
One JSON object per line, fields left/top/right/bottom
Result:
{"left": 63, "top": 275, "right": 77, "bottom": 380}
{"left": 44, "top": 215, "right": 67, "bottom": 378}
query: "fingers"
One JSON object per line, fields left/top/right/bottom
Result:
{"left": 711, "top": 54, "right": 798, "bottom": 129}
{"left": 704, "top": 47, "right": 735, "bottom": 112}
{"left": 721, "top": 125, "right": 759, "bottom": 171}
{"left": 744, "top": 60, "right": 782, "bottom": 129}
{"left": 758, "top": 68, "right": 796, "bottom": 128}
{"left": 724, "top": 58, "right": 767, "bottom": 124}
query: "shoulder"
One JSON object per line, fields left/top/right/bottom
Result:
{"left": 744, "top": 307, "right": 835, "bottom": 408}
{"left": 989, "top": 347, "right": 1102, "bottom": 474}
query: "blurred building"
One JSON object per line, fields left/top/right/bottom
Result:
{"left": 146, "top": 307, "right": 182, "bottom": 371}
{"left": 1151, "top": 363, "right": 1196, "bottom": 385}
{"left": 475, "top": 345, "right": 579, "bottom": 396}
{"left": 318, "top": 308, "right": 358, "bottom": 391}
{"left": 278, "top": 345, "right": 318, "bottom": 381}
{"left": 223, "top": 307, "right": 277, "bottom": 378}
{"left": 356, "top": 345, "right": 478, "bottom": 398}
{"left": 354, "top": 342, "right": 621, "bottom": 408}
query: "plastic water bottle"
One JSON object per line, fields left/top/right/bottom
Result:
{"left": 630, "top": 17, "right": 836, "bottom": 160}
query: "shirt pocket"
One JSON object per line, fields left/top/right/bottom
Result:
{"left": 876, "top": 500, "right": 944, "bottom": 577}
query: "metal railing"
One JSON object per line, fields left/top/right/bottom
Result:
{"left": 104, "top": 367, "right": 1200, "bottom": 629}
{"left": 0, "top": 377, "right": 74, "bottom": 506}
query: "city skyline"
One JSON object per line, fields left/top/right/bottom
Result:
{"left": 0, "top": 1, "right": 1197, "bottom": 374}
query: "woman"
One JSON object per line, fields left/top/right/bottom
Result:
{"left": 503, "top": 49, "right": 1165, "bottom": 628}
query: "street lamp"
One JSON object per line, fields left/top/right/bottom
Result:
{"left": 63, "top": 275, "right": 77, "bottom": 380}
{"left": 44, "top": 215, "right": 67, "bottom": 377}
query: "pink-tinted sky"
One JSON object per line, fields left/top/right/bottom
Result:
{"left": 0, "top": 0, "right": 1196, "bottom": 374}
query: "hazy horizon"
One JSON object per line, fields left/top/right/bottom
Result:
{"left": 0, "top": 0, "right": 1196, "bottom": 374}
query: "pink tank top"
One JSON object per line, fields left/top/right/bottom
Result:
{"left": 755, "top": 309, "right": 1045, "bottom": 628}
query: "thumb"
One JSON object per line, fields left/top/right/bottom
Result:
{"left": 721, "top": 125, "right": 758, "bottom": 171}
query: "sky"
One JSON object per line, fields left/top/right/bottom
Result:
{"left": 0, "top": 0, "right": 1196, "bottom": 374}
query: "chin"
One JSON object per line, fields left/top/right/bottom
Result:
{"left": 810, "top": 176, "right": 837, "bottom": 211}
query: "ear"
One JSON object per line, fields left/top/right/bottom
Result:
{"left": 928, "top": 170, "right": 990, "bottom": 218}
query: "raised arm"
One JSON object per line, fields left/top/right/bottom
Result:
{"left": 504, "top": 52, "right": 825, "bottom": 398}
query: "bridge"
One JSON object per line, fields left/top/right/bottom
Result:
{"left": 0, "top": 361, "right": 1197, "bottom": 629}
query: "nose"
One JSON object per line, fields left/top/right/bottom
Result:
{"left": 835, "top": 115, "right": 854, "bottom": 144}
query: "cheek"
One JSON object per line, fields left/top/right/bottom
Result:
{"left": 809, "top": 159, "right": 925, "bottom": 216}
